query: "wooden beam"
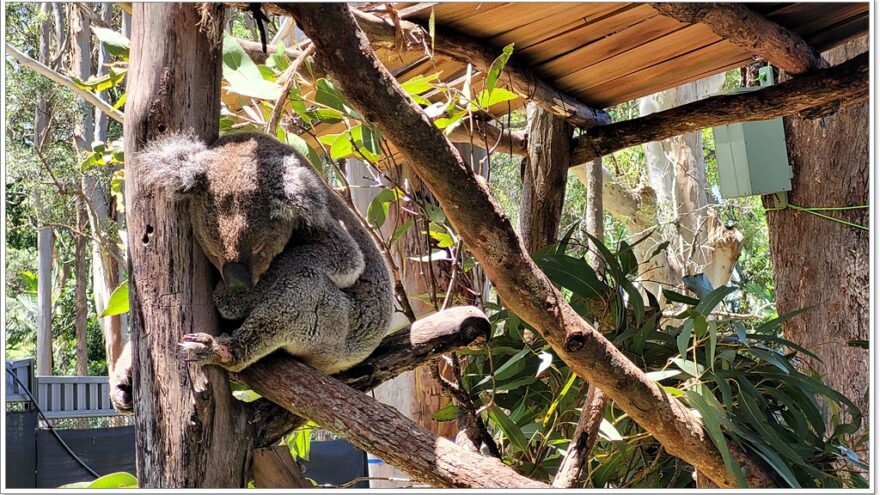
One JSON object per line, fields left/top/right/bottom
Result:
{"left": 570, "top": 52, "right": 868, "bottom": 165}
{"left": 260, "top": 3, "right": 610, "bottom": 129}
{"left": 240, "top": 355, "right": 548, "bottom": 488}
{"left": 285, "top": 3, "right": 776, "bottom": 488}
{"left": 652, "top": 3, "right": 827, "bottom": 75}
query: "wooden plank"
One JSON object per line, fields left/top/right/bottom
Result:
{"left": 809, "top": 16, "right": 869, "bottom": 52}
{"left": 418, "top": 2, "right": 512, "bottom": 26}
{"left": 539, "top": 13, "right": 685, "bottom": 78}
{"left": 89, "top": 381, "right": 99, "bottom": 411}
{"left": 489, "top": 3, "right": 631, "bottom": 50}
{"left": 764, "top": 2, "right": 869, "bottom": 38}
{"left": 556, "top": 23, "right": 723, "bottom": 94}
{"left": 64, "top": 383, "right": 74, "bottom": 412}
{"left": 584, "top": 41, "right": 749, "bottom": 107}
{"left": 472, "top": 3, "right": 586, "bottom": 39}
{"left": 101, "top": 383, "right": 112, "bottom": 410}
{"left": 38, "top": 382, "right": 48, "bottom": 410}
{"left": 520, "top": 4, "right": 658, "bottom": 62}
{"left": 50, "top": 383, "right": 60, "bottom": 412}
{"left": 76, "top": 384, "right": 86, "bottom": 411}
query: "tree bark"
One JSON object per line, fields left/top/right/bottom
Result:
{"left": 37, "top": 222, "right": 54, "bottom": 376}
{"left": 285, "top": 4, "right": 775, "bottom": 488}
{"left": 240, "top": 355, "right": 548, "bottom": 488}
{"left": 570, "top": 52, "right": 868, "bottom": 165}
{"left": 652, "top": 3, "right": 827, "bottom": 75}
{"left": 246, "top": 306, "right": 490, "bottom": 449}
{"left": 124, "top": 4, "right": 251, "bottom": 487}
{"left": 519, "top": 103, "right": 572, "bottom": 253}
{"left": 35, "top": 7, "right": 53, "bottom": 377}
{"left": 765, "top": 37, "right": 869, "bottom": 452}
{"left": 74, "top": 197, "right": 89, "bottom": 375}
{"left": 85, "top": 1, "right": 127, "bottom": 373}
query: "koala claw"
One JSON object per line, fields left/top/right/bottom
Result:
{"left": 178, "top": 333, "right": 233, "bottom": 365}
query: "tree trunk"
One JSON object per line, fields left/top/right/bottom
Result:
{"left": 35, "top": 5, "right": 53, "bottom": 377}
{"left": 765, "top": 36, "right": 869, "bottom": 451}
{"left": 88, "top": 1, "right": 129, "bottom": 368}
{"left": 519, "top": 103, "right": 572, "bottom": 253}
{"left": 124, "top": 4, "right": 251, "bottom": 487}
{"left": 74, "top": 197, "right": 89, "bottom": 375}
{"left": 37, "top": 222, "right": 54, "bottom": 376}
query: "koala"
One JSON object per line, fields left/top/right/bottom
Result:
{"left": 110, "top": 132, "right": 393, "bottom": 412}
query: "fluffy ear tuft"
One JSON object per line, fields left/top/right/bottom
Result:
{"left": 137, "top": 132, "right": 210, "bottom": 198}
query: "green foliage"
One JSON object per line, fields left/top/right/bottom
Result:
{"left": 60, "top": 472, "right": 138, "bottom": 488}
{"left": 99, "top": 280, "right": 129, "bottom": 317}
{"left": 285, "top": 421, "right": 319, "bottom": 462}
{"left": 461, "top": 238, "right": 863, "bottom": 487}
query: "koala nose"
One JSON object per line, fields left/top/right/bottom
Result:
{"left": 222, "top": 263, "right": 252, "bottom": 293}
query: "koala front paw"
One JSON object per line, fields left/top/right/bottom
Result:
{"left": 178, "top": 333, "right": 234, "bottom": 366}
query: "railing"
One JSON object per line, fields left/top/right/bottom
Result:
{"left": 6, "top": 359, "right": 119, "bottom": 418}
{"left": 34, "top": 375, "right": 119, "bottom": 419}
{"left": 6, "top": 358, "right": 34, "bottom": 403}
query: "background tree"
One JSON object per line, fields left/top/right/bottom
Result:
{"left": 766, "top": 36, "right": 869, "bottom": 452}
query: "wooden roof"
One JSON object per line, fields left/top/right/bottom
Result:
{"left": 380, "top": 2, "right": 869, "bottom": 109}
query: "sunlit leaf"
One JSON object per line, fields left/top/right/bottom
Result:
{"left": 431, "top": 403, "right": 460, "bottom": 422}
{"left": 100, "top": 280, "right": 129, "bottom": 317}
{"left": 91, "top": 26, "right": 130, "bottom": 58}
{"left": 485, "top": 43, "right": 514, "bottom": 96}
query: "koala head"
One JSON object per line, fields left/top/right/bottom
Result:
{"left": 138, "top": 132, "right": 329, "bottom": 292}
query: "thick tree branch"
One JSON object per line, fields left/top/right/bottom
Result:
{"left": 260, "top": 4, "right": 609, "bottom": 129}
{"left": 5, "top": 44, "right": 124, "bottom": 123}
{"left": 246, "top": 306, "right": 489, "bottom": 447}
{"left": 652, "top": 3, "right": 827, "bottom": 75}
{"left": 570, "top": 52, "right": 868, "bottom": 165}
{"left": 285, "top": 4, "right": 775, "bottom": 488}
{"left": 240, "top": 356, "right": 547, "bottom": 488}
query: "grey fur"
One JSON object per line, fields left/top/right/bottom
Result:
{"left": 124, "top": 132, "right": 392, "bottom": 388}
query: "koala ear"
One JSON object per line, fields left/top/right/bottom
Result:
{"left": 137, "top": 132, "right": 209, "bottom": 198}
{"left": 276, "top": 157, "right": 330, "bottom": 226}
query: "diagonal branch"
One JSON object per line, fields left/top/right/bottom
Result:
{"left": 652, "top": 3, "right": 827, "bottom": 75}
{"left": 570, "top": 52, "right": 868, "bottom": 165}
{"left": 240, "top": 354, "right": 548, "bottom": 488}
{"left": 5, "top": 44, "right": 124, "bottom": 123}
{"left": 285, "top": 3, "right": 776, "bottom": 488}
{"left": 246, "top": 306, "right": 490, "bottom": 447}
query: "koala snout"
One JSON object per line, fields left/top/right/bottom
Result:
{"left": 222, "top": 263, "right": 253, "bottom": 293}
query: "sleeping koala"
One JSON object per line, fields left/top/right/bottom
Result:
{"left": 110, "top": 132, "right": 393, "bottom": 412}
